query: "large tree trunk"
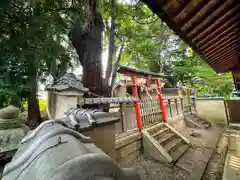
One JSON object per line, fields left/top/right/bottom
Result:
{"left": 70, "top": 0, "right": 108, "bottom": 96}
{"left": 106, "top": 0, "right": 116, "bottom": 86}
{"left": 27, "top": 65, "right": 41, "bottom": 129}
{"left": 111, "top": 39, "right": 125, "bottom": 88}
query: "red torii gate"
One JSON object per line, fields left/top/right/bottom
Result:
{"left": 117, "top": 65, "right": 167, "bottom": 130}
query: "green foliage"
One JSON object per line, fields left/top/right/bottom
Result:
{"left": 0, "top": 0, "right": 83, "bottom": 108}
{"left": 115, "top": 2, "right": 233, "bottom": 97}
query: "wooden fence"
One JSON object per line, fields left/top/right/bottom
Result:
{"left": 114, "top": 96, "right": 186, "bottom": 135}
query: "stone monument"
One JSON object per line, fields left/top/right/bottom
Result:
{"left": 0, "top": 105, "right": 29, "bottom": 160}
{"left": 46, "top": 73, "right": 119, "bottom": 159}
{"left": 2, "top": 119, "right": 141, "bottom": 180}
{"left": 46, "top": 73, "right": 89, "bottom": 119}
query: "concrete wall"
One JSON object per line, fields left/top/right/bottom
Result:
{"left": 195, "top": 97, "right": 228, "bottom": 125}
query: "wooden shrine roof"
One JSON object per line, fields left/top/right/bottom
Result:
{"left": 142, "top": 0, "right": 240, "bottom": 73}
{"left": 117, "top": 65, "right": 166, "bottom": 78}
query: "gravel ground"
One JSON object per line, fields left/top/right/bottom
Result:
{"left": 131, "top": 156, "right": 189, "bottom": 180}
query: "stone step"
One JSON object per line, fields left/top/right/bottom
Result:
{"left": 142, "top": 123, "right": 190, "bottom": 164}
{"left": 147, "top": 124, "right": 167, "bottom": 135}
{"left": 170, "top": 143, "right": 190, "bottom": 163}
{"left": 176, "top": 147, "right": 213, "bottom": 180}
{"left": 164, "top": 138, "right": 182, "bottom": 152}
{"left": 184, "top": 114, "right": 211, "bottom": 129}
{"left": 158, "top": 132, "right": 176, "bottom": 145}
{"left": 152, "top": 127, "right": 170, "bottom": 138}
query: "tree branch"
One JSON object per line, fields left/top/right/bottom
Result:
{"left": 111, "top": 39, "right": 125, "bottom": 88}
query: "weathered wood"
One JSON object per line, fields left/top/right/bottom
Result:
{"left": 187, "top": 0, "right": 237, "bottom": 38}
{"left": 193, "top": 5, "right": 240, "bottom": 42}
{"left": 207, "top": 43, "right": 240, "bottom": 60}
{"left": 203, "top": 33, "right": 239, "bottom": 57}
{"left": 209, "top": 48, "right": 240, "bottom": 63}
{"left": 200, "top": 24, "right": 239, "bottom": 51}
{"left": 116, "top": 132, "right": 142, "bottom": 149}
{"left": 181, "top": 0, "right": 222, "bottom": 32}
{"left": 173, "top": 0, "right": 208, "bottom": 25}
{"left": 116, "top": 140, "right": 141, "bottom": 160}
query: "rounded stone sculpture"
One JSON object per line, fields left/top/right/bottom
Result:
{"left": 0, "top": 105, "right": 20, "bottom": 119}
{"left": 2, "top": 120, "right": 141, "bottom": 180}
{"left": 0, "top": 106, "right": 29, "bottom": 160}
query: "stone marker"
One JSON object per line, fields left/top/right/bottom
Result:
{"left": 0, "top": 105, "right": 20, "bottom": 119}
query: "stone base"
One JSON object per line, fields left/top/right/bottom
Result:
{"left": 83, "top": 124, "right": 116, "bottom": 159}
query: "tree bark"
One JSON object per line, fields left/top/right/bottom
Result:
{"left": 70, "top": 0, "right": 108, "bottom": 95}
{"left": 111, "top": 39, "right": 125, "bottom": 87}
{"left": 106, "top": 0, "right": 116, "bottom": 86}
{"left": 27, "top": 64, "right": 41, "bottom": 129}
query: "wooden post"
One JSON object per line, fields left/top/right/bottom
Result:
{"left": 168, "top": 99, "right": 172, "bottom": 117}
{"left": 120, "top": 103, "right": 125, "bottom": 132}
{"left": 175, "top": 98, "right": 179, "bottom": 115}
{"left": 155, "top": 79, "right": 166, "bottom": 121}
{"left": 131, "top": 76, "right": 142, "bottom": 130}
{"left": 187, "top": 88, "right": 192, "bottom": 113}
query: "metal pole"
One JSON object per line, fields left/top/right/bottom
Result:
{"left": 155, "top": 79, "right": 167, "bottom": 121}
{"left": 131, "top": 76, "right": 142, "bottom": 129}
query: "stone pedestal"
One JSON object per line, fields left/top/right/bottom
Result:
{"left": 83, "top": 124, "right": 116, "bottom": 159}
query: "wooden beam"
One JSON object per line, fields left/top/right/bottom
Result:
{"left": 173, "top": 0, "right": 207, "bottom": 24}
{"left": 162, "top": 0, "right": 188, "bottom": 17}
{"left": 209, "top": 49, "right": 240, "bottom": 63}
{"left": 193, "top": 5, "right": 240, "bottom": 42}
{"left": 213, "top": 58, "right": 239, "bottom": 71}
{"left": 187, "top": 0, "right": 237, "bottom": 38}
{"left": 181, "top": 0, "right": 222, "bottom": 32}
{"left": 200, "top": 23, "right": 239, "bottom": 51}
{"left": 203, "top": 36, "right": 239, "bottom": 57}
{"left": 209, "top": 55, "right": 239, "bottom": 72}
{"left": 209, "top": 48, "right": 240, "bottom": 63}
{"left": 210, "top": 54, "right": 239, "bottom": 65}
{"left": 207, "top": 42, "right": 239, "bottom": 60}
{"left": 195, "top": 14, "right": 239, "bottom": 49}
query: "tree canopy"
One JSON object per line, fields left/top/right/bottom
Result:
{"left": 0, "top": 0, "right": 234, "bottom": 126}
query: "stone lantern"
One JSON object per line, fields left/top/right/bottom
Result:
{"left": 46, "top": 73, "right": 118, "bottom": 159}
{"left": 46, "top": 73, "right": 89, "bottom": 119}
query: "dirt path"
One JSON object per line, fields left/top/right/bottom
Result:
{"left": 131, "top": 156, "right": 189, "bottom": 180}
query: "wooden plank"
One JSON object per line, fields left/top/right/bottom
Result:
{"left": 116, "top": 140, "right": 141, "bottom": 160}
{"left": 200, "top": 23, "right": 239, "bottom": 51}
{"left": 209, "top": 56, "right": 238, "bottom": 72}
{"left": 209, "top": 54, "right": 239, "bottom": 68}
{"left": 117, "top": 150, "right": 141, "bottom": 167}
{"left": 208, "top": 47, "right": 240, "bottom": 63}
{"left": 187, "top": 0, "right": 237, "bottom": 38}
{"left": 142, "top": 130, "right": 173, "bottom": 163}
{"left": 193, "top": 5, "right": 240, "bottom": 42}
{"left": 165, "top": 123, "right": 191, "bottom": 144}
{"left": 173, "top": 0, "right": 208, "bottom": 25}
{"left": 207, "top": 42, "right": 240, "bottom": 60}
{"left": 208, "top": 56, "right": 238, "bottom": 72}
{"left": 181, "top": 0, "right": 222, "bottom": 32}
{"left": 202, "top": 29, "right": 239, "bottom": 54}
{"left": 206, "top": 39, "right": 240, "bottom": 59}
{"left": 116, "top": 132, "right": 142, "bottom": 149}
{"left": 162, "top": 0, "right": 190, "bottom": 17}
{"left": 195, "top": 14, "right": 239, "bottom": 49}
